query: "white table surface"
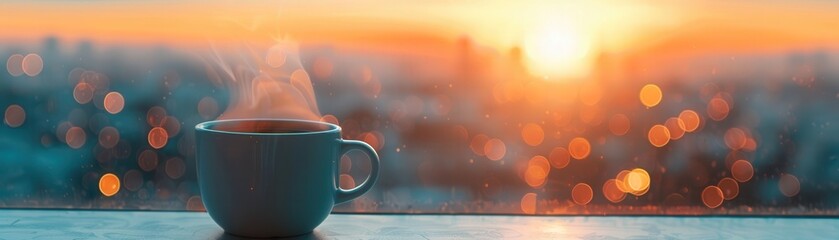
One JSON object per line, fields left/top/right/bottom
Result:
{"left": 0, "top": 209, "right": 837, "bottom": 239}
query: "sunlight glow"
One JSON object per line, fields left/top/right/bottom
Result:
{"left": 524, "top": 23, "right": 591, "bottom": 79}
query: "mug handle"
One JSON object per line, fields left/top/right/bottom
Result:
{"left": 335, "top": 140, "right": 380, "bottom": 204}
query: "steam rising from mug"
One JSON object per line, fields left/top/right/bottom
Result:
{"left": 203, "top": 35, "right": 321, "bottom": 121}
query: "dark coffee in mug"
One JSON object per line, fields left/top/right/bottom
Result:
{"left": 195, "top": 119, "right": 379, "bottom": 238}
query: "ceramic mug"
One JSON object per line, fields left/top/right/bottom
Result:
{"left": 195, "top": 119, "right": 379, "bottom": 238}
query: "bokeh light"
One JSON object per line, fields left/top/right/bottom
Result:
{"left": 724, "top": 128, "right": 747, "bottom": 150}
{"left": 731, "top": 160, "right": 754, "bottom": 183}
{"left": 81, "top": 70, "right": 109, "bottom": 91}
{"left": 65, "top": 126, "right": 86, "bottom": 149}
{"left": 98, "top": 126, "right": 120, "bottom": 149}
{"left": 360, "top": 131, "right": 383, "bottom": 151}
{"left": 521, "top": 123, "right": 544, "bottom": 146}
{"left": 162, "top": 116, "right": 181, "bottom": 138}
{"left": 55, "top": 122, "right": 71, "bottom": 143}
{"left": 707, "top": 97, "right": 730, "bottom": 121}
{"left": 701, "top": 186, "right": 724, "bottom": 208}
{"left": 647, "top": 124, "right": 670, "bottom": 147}
{"left": 165, "top": 157, "right": 185, "bottom": 180}
{"left": 73, "top": 82, "right": 95, "bottom": 104}
{"left": 568, "top": 137, "right": 591, "bottom": 160}
{"left": 520, "top": 192, "right": 537, "bottom": 214}
{"left": 572, "top": 183, "right": 593, "bottom": 205}
{"left": 718, "top": 177, "right": 739, "bottom": 200}
{"left": 470, "top": 134, "right": 489, "bottom": 156}
{"left": 320, "top": 114, "right": 339, "bottom": 125}
{"left": 339, "top": 174, "right": 356, "bottom": 189}
{"left": 678, "top": 110, "right": 701, "bottom": 132}
{"left": 340, "top": 155, "right": 352, "bottom": 174}
{"left": 602, "top": 179, "right": 626, "bottom": 203}
{"left": 548, "top": 147, "right": 571, "bottom": 169}
{"left": 21, "top": 53, "right": 43, "bottom": 77}
{"left": 98, "top": 173, "right": 120, "bottom": 197}
{"left": 146, "top": 106, "right": 167, "bottom": 126}
{"left": 4, "top": 105, "right": 26, "bottom": 128}
{"left": 639, "top": 84, "right": 662, "bottom": 108}
{"left": 626, "top": 168, "right": 651, "bottom": 196}
{"left": 186, "top": 196, "right": 206, "bottom": 211}
{"left": 123, "top": 170, "right": 143, "bottom": 192}
{"left": 743, "top": 137, "right": 757, "bottom": 152}
{"left": 608, "top": 114, "right": 630, "bottom": 136}
{"left": 524, "top": 156, "right": 550, "bottom": 187}
{"left": 6, "top": 54, "right": 24, "bottom": 76}
{"left": 483, "top": 138, "right": 506, "bottom": 161}
{"left": 664, "top": 117, "right": 685, "bottom": 140}
{"left": 615, "top": 170, "right": 632, "bottom": 193}
{"left": 103, "top": 92, "right": 125, "bottom": 114}
{"left": 148, "top": 127, "right": 169, "bottom": 149}
{"left": 779, "top": 174, "right": 801, "bottom": 197}
{"left": 138, "top": 149, "right": 159, "bottom": 172}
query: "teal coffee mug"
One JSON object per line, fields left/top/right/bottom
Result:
{"left": 195, "top": 119, "right": 380, "bottom": 238}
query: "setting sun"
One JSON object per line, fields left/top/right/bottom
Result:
{"left": 524, "top": 23, "right": 592, "bottom": 79}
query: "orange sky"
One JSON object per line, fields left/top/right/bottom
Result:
{"left": 1, "top": 1, "right": 838, "bottom": 69}
{"left": 0, "top": 1, "right": 462, "bottom": 52}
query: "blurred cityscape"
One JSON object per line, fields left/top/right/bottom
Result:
{"left": 2, "top": 34, "right": 839, "bottom": 216}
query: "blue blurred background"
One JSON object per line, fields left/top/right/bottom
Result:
{"left": 2, "top": 1, "right": 839, "bottom": 215}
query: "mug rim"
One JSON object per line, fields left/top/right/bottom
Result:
{"left": 195, "top": 118, "right": 341, "bottom": 136}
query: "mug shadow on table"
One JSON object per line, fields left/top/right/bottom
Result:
{"left": 214, "top": 231, "right": 329, "bottom": 240}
